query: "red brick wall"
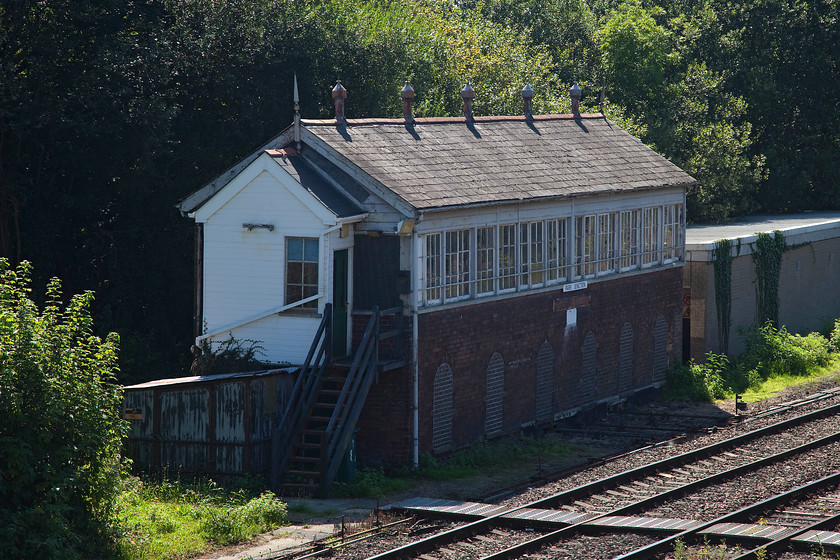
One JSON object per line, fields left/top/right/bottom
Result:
{"left": 416, "top": 267, "right": 682, "bottom": 456}
{"left": 354, "top": 267, "right": 682, "bottom": 467}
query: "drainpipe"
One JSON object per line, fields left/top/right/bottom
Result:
{"left": 412, "top": 231, "right": 421, "bottom": 469}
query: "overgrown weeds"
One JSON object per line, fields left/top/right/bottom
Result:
{"left": 114, "top": 475, "right": 288, "bottom": 559}
{"left": 663, "top": 319, "right": 840, "bottom": 403}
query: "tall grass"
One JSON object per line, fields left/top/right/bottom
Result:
{"left": 114, "top": 476, "right": 287, "bottom": 560}
{"left": 663, "top": 319, "right": 840, "bottom": 403}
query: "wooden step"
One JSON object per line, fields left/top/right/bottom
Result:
{"left": 287, "top": 469, "right": 321, "bottom": 478}
{"left": 289, "top": 454, "right": 321, "bottom": 464}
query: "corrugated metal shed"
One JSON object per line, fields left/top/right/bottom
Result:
{"left": 123, "top": 369, "right": 295, "bottom": 476}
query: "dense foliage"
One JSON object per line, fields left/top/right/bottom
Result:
{"left": 664, "top": 320, "right": 839, "bottom": 402}
{"left": 1, "top": 0, "right": 838, "bottom": 382}
{"left": 0, "top": 260, "right": 125, "bottom": 559}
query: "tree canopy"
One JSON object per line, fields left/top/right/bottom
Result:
{"left": 1, "top": 0, "right": 837, "bottom": 382}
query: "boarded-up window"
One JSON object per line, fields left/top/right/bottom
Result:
{"left": 432, "top": 364, "right": 454, "bottom": 451}
{"left": 618, "top": 323, "right": 634, "bottom": 393}
{"left": 485, "top": 353, "right": 505, "bottom": 436}
{"left": 535, "top": 341, "right": 554, "bottom": 424}
{"left": 653, "top": 315, "right": 668, "bottom": 382}
{"left": 581, "top": 332, "right": 597, "bottom": 402}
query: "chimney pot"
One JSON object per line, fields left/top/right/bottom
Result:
{"left": 332, "top": 80, "right": 347, "bottom": 125}
{"left": 461, "top": 82, "right": 475, "bottom": 122}
{"left": 521, "top": 84, "right": 534, "bottom": 121}
{"left": 401, "top": 80, "right": 415, "bottom": 124}
{"left": 570, "top": 82, "right": 582, "bottom": 115}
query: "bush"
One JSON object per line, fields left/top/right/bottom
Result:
{"left": 663, "top": 353, "right": 730, "bottom": 402}
{"left": 740, "top": 322, "right": 831, "bottom": 378}
{"left": 199, "top": 492, "right": 288, "bottom": 545}
{"left": 829, "top": 318, "right": 840, "bottom": 353}
{"left": 0, "top": 261, "right": 126, "bottom": 559}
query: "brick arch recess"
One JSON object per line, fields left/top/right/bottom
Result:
{"left": 618, "top": 322, "right": 634, "bottom": 393}
{"left": 535, "top": 340, "right": 555, "bottom": 425}
{"left": 653, "top": 315, "right": 668, "bottom": 383}
{"left": 581, "top": 332, "right": 597, "bottom": 404}
{"left": 432, "top": 363, "right": 454, "bottom": 451}
{"left": 485, "top": 352, "right": 505, "bottom": 436}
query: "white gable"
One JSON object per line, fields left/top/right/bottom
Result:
{"left": 193, "top": 152, "right": 338, "bottom": 225}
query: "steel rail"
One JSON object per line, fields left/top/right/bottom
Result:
{"left": 731, "top": 512, "right": 840, "bottom": 560}
{"left": 611, "top": 471, "right": 840, "bottom": 560}
{"left": 479, "top": 431, "right": 840, "bottom": 560}
{"left": 483, "top": 391, "right": 840, "bottom": 503}
{"left": 530, "top": 400, "right": 840, "bottom": 509}
{"left": 368, "top": 403, "right": 840, "bottom": 560}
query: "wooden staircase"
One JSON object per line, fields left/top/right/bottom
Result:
{"left": 272, "top": 304, "right": 406, "bottom": 497}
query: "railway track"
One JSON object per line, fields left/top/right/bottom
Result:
{"left": 283, "top": 388, "right": 840, "bottom": 560}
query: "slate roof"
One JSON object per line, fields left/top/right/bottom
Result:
{"left": 302, "top": 114, "right": 695, "bottom": 212}
{"left": 266, "top": 149, "right": 366, "bottom": 218}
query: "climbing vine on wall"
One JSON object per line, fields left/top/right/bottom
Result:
{"left": 713, "top": 239, "right": 734, "bottom": 354}
{"left": 752, "top": 230, "right": 786, "bottom": 326}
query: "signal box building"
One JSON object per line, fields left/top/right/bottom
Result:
{"left": 177, "top": 82, "right": 694, "bottom": 486}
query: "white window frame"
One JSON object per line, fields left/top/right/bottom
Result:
{"left": 546, "top": 218, "right": 568, "bottom": 284}
{"left": 662, "top": 203, "right": 683, "bottom": 263}
{"left": 424, "top": 233, "right": 442, "bottom": 305}
{"left": 619, "top": 209, "right": 641, "bottom": 272}
{"left": 519, "top": 221, "right": 545, "bottom": 288}
{"left": 498, "top": 224, "right": 517, "bottom": 293}
{"left": 597, "top": 212, "right": 617, "bottom": 276}
{"left": 575, "top": 214, "right": 597, "bottom": 279}
{"left": 476, "top": 226, "right": 496, "bottom": 297}
{"left": 444, "top": 229, "right": 471, "bottom": 302}
{"left": 641, "top": 206, "right": 660, "bottom": 267}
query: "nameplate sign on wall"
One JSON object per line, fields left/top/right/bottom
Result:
{"left": 563, "top": 281, "right": 588, "bottom": 292}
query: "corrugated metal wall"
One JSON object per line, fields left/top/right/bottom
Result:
{"left": 124, "top": 370, "right": 293, "bottom": 476}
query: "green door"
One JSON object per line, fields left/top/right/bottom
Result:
{"left": 332, "top": 249, "right": 349, "bottom": 357}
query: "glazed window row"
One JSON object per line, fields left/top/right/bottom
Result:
{"left": 422, "top": 203, "right": 684, "bottom": 306}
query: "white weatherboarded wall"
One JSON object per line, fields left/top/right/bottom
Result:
{"left": 197, "top": 156, "right": 338, "bottom": 364}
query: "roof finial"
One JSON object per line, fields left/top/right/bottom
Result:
{"left": 570, "top": 82, "right": 582, "bottom": 116}
{"left": 332, "top": 79, "right": 347, "bottom": 126}
{"left": 521, "top": 84, "right": 534, "bottom": 121}
{"left": 293, "top": 74, "right": 301, "bottom": 148}
{"left": 461, "top": 82, "right": 475, "bottom": 123}
{"left": 401, "top": 80, "right": 415, "bottom": 125}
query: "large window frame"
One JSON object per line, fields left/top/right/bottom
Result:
{"left": 420, "top": 202, "right": 684, "bottom": 307}
{"left": 520, "top": 221, "right": 545, "bottom": 288}
{"left": 285, "top": 237, "right": 319, "bottom": 309}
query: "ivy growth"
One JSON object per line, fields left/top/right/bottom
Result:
{"left": 752, "top": 231, "right": 786, "bottom": 326}
{"left": 712, "top": 239, "right": 734, "bottom": 354}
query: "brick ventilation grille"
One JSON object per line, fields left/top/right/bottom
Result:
{"left": 653, "top": 315, "right": 668, "bottom": 382}
{"left": 535, "top": 341, "right": 555, "bottom": 424}
{"left": 581, "top": 332, "right": 597, "bottom": 402}
{"left": 433, "top": 364, "right": 454, "bottom": 451}
{"left": 618, "top": 323, "right": 634, "bottom": 393}
{"left": 484, "top": 353, "right": 505, "bottom": 436}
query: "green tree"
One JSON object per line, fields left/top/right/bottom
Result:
{"left": 597, "top": 0, "right": 672, "bottom": 117}
{"left": 0, "top": 260, "right": 125, "bottom": 559}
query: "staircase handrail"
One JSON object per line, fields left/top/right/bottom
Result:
{"left": 321, "top": 306, "right": 381, "bottom": 491}
{"left": 271, "top": 304, "right": 332, "bottom": 487}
